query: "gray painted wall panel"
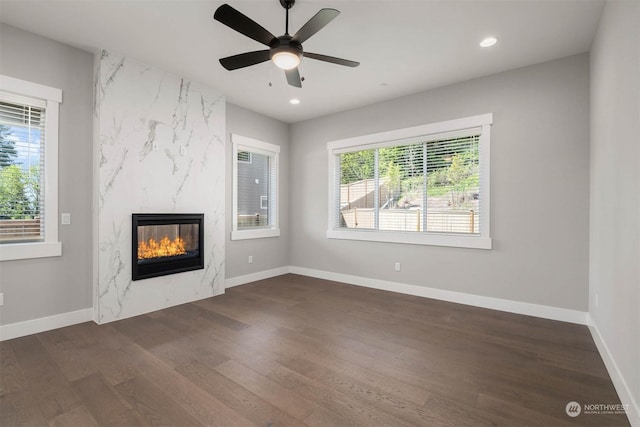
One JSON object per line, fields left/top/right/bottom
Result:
{"left": 290, "top": 54, "right": 590, "bottom": 311}
{"left": 0, "top": 24, "right": 94, "bottom": 324}
{"left": 589, "top": 0, "right": 640, "bottom": 414}
{"left": 226, "top": 103, "right": 289, "bottom": 278}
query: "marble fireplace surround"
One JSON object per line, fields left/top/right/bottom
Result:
{"left": 93, "top": 50, "right": 226, "bottom": 324}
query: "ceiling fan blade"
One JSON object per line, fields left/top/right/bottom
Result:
{"left": 304, "top": 52, "right": 360, "bottom": 67}
{"left": 220, "top": 50, "right": 271, "bottom": 70}
{"left": 285, "top": 67, "right": 302, "bottom": 88}
{"left": 214, "top": 4, "right": 276, "bottom": 47}
{"left": 292, "top": 8, "right": 340, "bottom": 44}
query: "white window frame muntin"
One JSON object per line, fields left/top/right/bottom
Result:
{"left": 327, "top": 113, "right": 492, "bottom": 250}
{"left": 0, "top": 75, "right": 62, "bottom": 261}
{"left": 231, "top": 134, "right": 280, "bottom": 240}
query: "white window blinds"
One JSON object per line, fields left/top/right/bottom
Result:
{"left": 0, "top": 93, "right": 46, "bottom": 242}
{"left": 334, "top": 130, "right": 482, "bottom": 235}
{"left": 328, "top": 113, "right": 492, "bottom": 249}
{"left": 236, "top": 150, "right": 274, "bottom": 229}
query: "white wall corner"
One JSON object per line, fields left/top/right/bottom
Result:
{"left": 587, "top": 314, "right": 640, "bottom": 427}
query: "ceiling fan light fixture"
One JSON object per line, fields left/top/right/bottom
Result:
{"left": 272, "top": 51, "right": 301, "bottom": 70}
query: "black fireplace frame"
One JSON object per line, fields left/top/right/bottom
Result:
{"left": 132, "top": 213, "right": 204, "bottom": 281}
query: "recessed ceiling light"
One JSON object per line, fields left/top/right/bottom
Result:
{"left": 289, "top": 98, "right": 300, "bottom": 105}
{"left": 480, "top": 37, "right": 498, "bottom": 48}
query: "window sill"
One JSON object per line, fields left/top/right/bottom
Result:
{"left": 327, "top": 229, "right": 492, "bottom": 249}
{"left": 231, "top": 228, "right": 281, "bottom": 241}
{"left": 0, "top": 241, "right": 62, "bottom": 261}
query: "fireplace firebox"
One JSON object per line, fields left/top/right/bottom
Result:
{"left": 132, "top": 213, "right": 204, "bottom": 281}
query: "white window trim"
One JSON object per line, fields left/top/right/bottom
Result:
{"left": 231, "top": 134, "right": 280, "bottom": 240}
{"left": 327, "top": 113, "right": 492, "bottom": 250}
{"left": 0, "top": 75, "right": 62, "bottom": 261}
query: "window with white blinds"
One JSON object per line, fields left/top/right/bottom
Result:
{"left": 0, "top": 75, "right": 61, "bottom": 261}
{"left": 232, "top": 134, "right": 280, "bottom": 240}
{"left": 328, "top": 114, "right": 492, "bottom": 249}
{"left": 0, "top": 96, "right": 46, "bottom": 242}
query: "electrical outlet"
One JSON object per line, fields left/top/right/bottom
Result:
{"left": 248, "top": 255, "right": 253, "bottom": 264}
{"left": 180, "top": 146, "right": 186, "bottom": 156}
{"left": 394, "top": 262, "right": 401, "bottom": 272}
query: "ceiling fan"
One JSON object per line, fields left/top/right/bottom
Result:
{"left": 214, "top": 0, "right": 359, "bottom": 88}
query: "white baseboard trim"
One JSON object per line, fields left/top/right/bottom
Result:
{"left": 225, "top": 266, "right": 291, "bottom": 289}
{"left": 289, "top": 266, "right": 588, "bottom": 325}
{"left": 0, "top": 308, "right": 94, "bottom": 341}
{"left": 0, "top": 266, "right": 588, "bottom": 340}
{"left": 587, "top": 314, "right": 639, "bottom": 427}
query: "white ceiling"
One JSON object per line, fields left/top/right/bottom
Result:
{"left": 0, "top": 0, "right": 604, "bottom": 124}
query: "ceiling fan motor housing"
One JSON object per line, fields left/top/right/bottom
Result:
{"left": 270, "top": 35, "right": 303, "bottom": 62}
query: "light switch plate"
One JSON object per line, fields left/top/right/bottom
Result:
{"left": 61, "top": 213, "right": 71, "bottom": 225}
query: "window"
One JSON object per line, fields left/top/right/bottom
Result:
{"left": 327, "top": 114, "right": 492, "bottom": 249}
{"left": 232, "top": 134, "right": 280, "bottom": 240}
{"left": 0, "top": 75, "right": 62, "bottom": 261}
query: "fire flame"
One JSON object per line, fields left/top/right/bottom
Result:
{"left": 138, "top": 236, "right": 187, "bottom": 260}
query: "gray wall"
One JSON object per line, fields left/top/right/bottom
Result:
{"left": 589, "top": 0, "right": 640, "bottom": 415}
{"left": 226, "top": 103, "right": 290, "bottom": 278}
{"left": 0, "top": 24, "right": 94, "bottom": 324}
{"left": 290, "top": 54, "right": 590, "bottom": 311}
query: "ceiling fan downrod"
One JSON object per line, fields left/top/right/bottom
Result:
{"left": 280, "top": 0, "right": 295, "bottom": 35}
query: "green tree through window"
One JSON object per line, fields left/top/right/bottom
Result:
{"left": 0, "top": 125, "right": 18, "bottom": 167}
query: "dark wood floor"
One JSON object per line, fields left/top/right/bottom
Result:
{"left": 0, "top": 274, "right": 630, "bottom": 426}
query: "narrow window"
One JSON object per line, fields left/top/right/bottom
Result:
{"left": 232, "top": 134, "right": 280, "bottom": 240}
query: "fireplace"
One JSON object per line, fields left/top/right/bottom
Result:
{"left": 132, "top": 213, "right": 204, "bottom": 281}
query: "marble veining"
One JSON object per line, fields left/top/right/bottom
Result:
{"left": 94, "top": 50, "right": 226, "bottom": 323}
